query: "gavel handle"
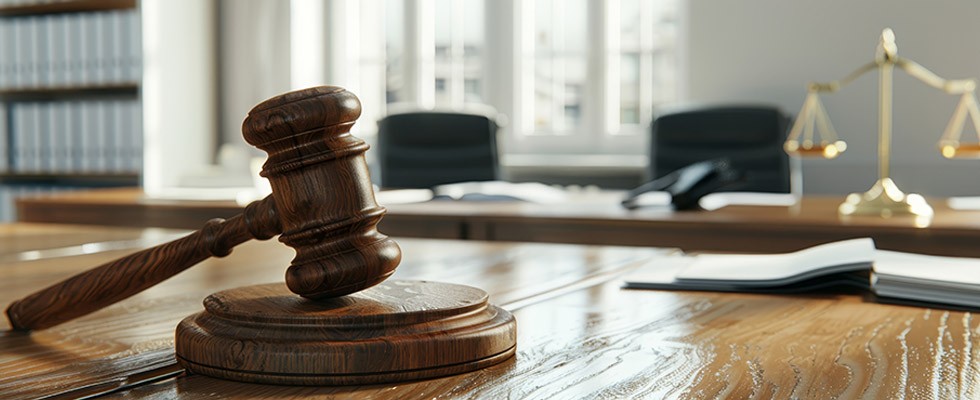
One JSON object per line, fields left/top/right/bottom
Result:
{"left": 5, "top": 196, "right": 281, "bottom": 331}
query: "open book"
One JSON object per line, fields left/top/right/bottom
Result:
{"left": 623, "top": 238, "right": 980, "bottom": 309}
{"left": 432, "top": 181, "right": 568, "bottom": 204}
{"left": 374, "top": 181, "right": 569, "bottom": 205}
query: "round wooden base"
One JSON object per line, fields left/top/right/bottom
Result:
{"left": 174, "top": 280, "right": 517, "bottom": 385}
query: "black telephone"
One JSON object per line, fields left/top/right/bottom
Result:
{"left": 622, "top": 158, "right": 744, "bottom": 210}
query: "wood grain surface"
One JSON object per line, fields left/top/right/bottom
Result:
{"left": 0, "top": 224, "right": 661, "bottom": 399}
{"left": 0, "top": 223, "right": 174, "bottom": 255}
{"left": 111, "top": 280, "right": 980, "bottom": 399}
{"left": 104, "top": 272, "right": 980, "bottom": 399}
{"left": 4, "top": 224, "right": 980, "bottom": 398}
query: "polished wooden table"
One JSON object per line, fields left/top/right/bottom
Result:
{"left": 17, "top": 187, "right": 980, "bottom": 256}
{"left": 2, "top": 223, "right": 979, "bottom": 399}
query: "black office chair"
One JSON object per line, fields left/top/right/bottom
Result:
{"left": 649, "top": 106, "right": 792, "bottom": 193}
{"left": 377, "top": 111, "right": 499, "bottom": 189}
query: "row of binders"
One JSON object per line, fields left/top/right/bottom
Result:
{"left": 0, "top": 0, "right": 75, "bottom": 6}
{"left": 1, "top": 99, "right": 143, "bottom": 173}
{"left": 0, "top": 183, "right": 82, "bottom": 222}
{"left": 0, "top": 9, "right": 141, "bottom": 89}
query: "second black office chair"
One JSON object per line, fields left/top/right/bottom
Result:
{"left": 649, "top": 105, "right": 792, "bottom": 193}
{"left": 377, "top": 111, "right": 499, "bottom": 189}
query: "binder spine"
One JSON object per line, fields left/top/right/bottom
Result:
{"left": 0, "top": 103, "right": 7, "bottom": 173}
{"left": 0, "top": 4, "right": 143, "bottom": 212}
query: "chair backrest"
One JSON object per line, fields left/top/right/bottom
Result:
{"left": 649, "top": 106, "right": 791, "bottom": 193}
{"left": 377, "top": 111, "right": 499, "bottom": 189}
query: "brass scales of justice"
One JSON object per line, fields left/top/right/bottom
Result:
{"left": 783, "top": 28, "right": 980, "bottom": 218}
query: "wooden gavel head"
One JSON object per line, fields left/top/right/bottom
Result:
{"left": 6, "top": 87, "right": 515, "bottom": 384}
{"left": 242, "top": 86, "right": 401, "bottom": 299}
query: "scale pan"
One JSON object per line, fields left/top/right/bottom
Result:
{"left": 940, "top": 142, "right": 980, "bottom": 159}
{"left": 784, "top": 140, "right": 847, "bottom": 159}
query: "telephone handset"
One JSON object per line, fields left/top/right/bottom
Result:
{"left": 622, "top": 158, "right": 744, "bottom": 210}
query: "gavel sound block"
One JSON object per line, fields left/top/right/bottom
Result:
{"left": 5, "top": 86, "right": 516, "bottom": 385}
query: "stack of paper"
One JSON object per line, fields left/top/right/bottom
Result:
{"left": 623, "top": 237, "right": 980, "bottom": 309}
{"left": 873, "top": 251, "right": 980, "bottom": 308}
{"left": 623, "top": 238, "right": 874, "bottom": 293}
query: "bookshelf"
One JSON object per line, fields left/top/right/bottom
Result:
{"left": 0, "top": 0, "right": 141, "bottom": 221}
{"left": 0, "top": 83, "right": 138, "bottom": 100}
{"left": 0, "top": 0, "right": 135, "bottom": 17}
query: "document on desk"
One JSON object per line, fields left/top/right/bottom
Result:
{"left": 623, "top": 238, "right": 874, "bottom": 293}
{"left": 625, "top": 191, "right": 797, "bottom": 210}
{"left": 432, "top": 181, "right": 568, "bottom": 203}
{"left": 623, "top": 238, "right": 980, "bottom": 309}
{"left": 375, "top": 188, "right": 436, "bottom": 204}
{"left": 374, "top": 182, "right": 570, "bottom": 205}
{"left": 873, "top": 250, "right": 980, "bottom": 308}
{"left": 947, "top": 196, "right": 980, "bottom": 210}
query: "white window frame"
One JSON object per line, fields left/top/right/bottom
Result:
{"left": 499, "top": 0, "right": 683, "bottom": 157}
{"left": 291, "top": 0, "right": 684, "bottom": 163}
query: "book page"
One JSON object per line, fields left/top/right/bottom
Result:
{"left": 375, "top": 189, "right": 435, "bottom": 205}
{"left": 697, "top": 192, "right": 798, "bottom": 211}
{"left": 874, "top": 250, "right": 980, "bottom": 285}
{"left": 674, "top": 238, "right": 875, "bottom": 284}
{"left": 621, "top": 256, "right": 694, "bottom": 286}
{"left": 433, "top": 181, "right": 568, "bottom": 204}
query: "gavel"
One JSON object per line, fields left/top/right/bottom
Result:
{"left": 6, "top": 86, "right": 402, "bottom": 331}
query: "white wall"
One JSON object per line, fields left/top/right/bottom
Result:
{"left": 686, "top": 0, "right": 980, "bottom": 196}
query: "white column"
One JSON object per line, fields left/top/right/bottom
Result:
{"left": 484, "top": 0, "right": 520, "bottom": 154}
{"left": 598, "top": 0, "right": 620, "bottom": 136}
{"left": 404, "top": 0, "right": 434, "bottom": 108}
{"left": 219, "top": 0, "right": 291, "bottom": 147}
{"left": 289, "top": 0, "right": 326, "bottom": 89}
{"left": 141, "top": 0, "right": 217, "bottom": 196}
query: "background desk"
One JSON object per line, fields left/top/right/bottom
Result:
{"left": 17, "top": 187, "right": 980, "bottom": 256}
{"left": 2, "top": 223, "right": 980, "bottom": 398}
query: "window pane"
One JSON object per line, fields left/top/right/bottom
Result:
{"left": 433, "top": 0, "right": 485, "bottom": 106}
{"left": 651, "top": 1, "right": 679, "bottom": 104}
{"left": 533, "top": 0, "right": 586, "bottom": 54}
{"left": 620, "top": 53, "right": 640, "bottom": 124}
{"left": 620, "top": 0, "right": 641, "bottom": 50}
{"left": 615, "top": 0, "right": 679, "bottom": 131}
{"left": 563, "top": 57, "right": 585, "bottom": 129}
{"left": 385, "top": 0, "right": 405, "bottom": 103}
{"left": 463, "top": 0, "right": 484, "bottom": 102}
{"left": 533, "top": 58, "right": 554, "bottom": 129}
{"left": 434, "top": 0, "right": 452, "bottom": 103}
{"left": 355, "top": 0, "right": 388, "bottom": 133}
{"left": 434, "top": 0, "right": 453, "bottom": 45}
{"left": 531, "top": 0, "right": 587, "bottom": 134}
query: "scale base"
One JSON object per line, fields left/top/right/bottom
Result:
{"left": 175, "top": 280, "right": 516, "bottom": 385}
{"left": 838, "top": 178, "right": 933, "bottom": 218}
